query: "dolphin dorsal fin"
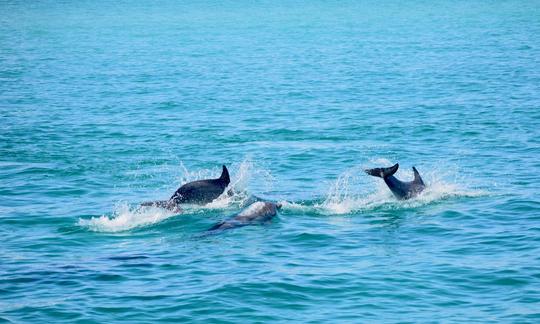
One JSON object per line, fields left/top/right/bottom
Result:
{"left": 219, "top": 165, "right": 230, "bottom": 185}
{"left": 412, "top": 167, "right": 424, "bottom": 185}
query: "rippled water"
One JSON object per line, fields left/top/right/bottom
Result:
{"left": 2, "top": 0, "right": 540, "bottom": 322}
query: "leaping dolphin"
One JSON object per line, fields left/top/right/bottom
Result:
{"left": 205, "top": 201, "right": 281, "bottom": 233}
{"left": 141, "top": 165, "right": 230, "bottom": 210}
{"left": 365, "top": 163, "right": 425, "bottom": 200}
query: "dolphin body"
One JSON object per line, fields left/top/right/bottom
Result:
{"left": 205, "top": 201, "right": 281, "bottom": 233}
{"left": 141, "top": 165, "right": 230, "bottom": 210}
{"left": 365, "top": 163, "right": 425, "bottom": 200}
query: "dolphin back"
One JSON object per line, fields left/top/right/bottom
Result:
{"left": 170, "top": 165, "right": 231, "bottom": 204}
{"left": 205, "top": 201, "right": 280, "bottom": 233}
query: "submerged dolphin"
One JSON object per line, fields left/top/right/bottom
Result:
{"left": 206, "top": 201, "right": 281, "bottom": 233}
{"left": 365, "top": 163, "right": 425, "bottom": 200}
{"left": 141, "top": 165, "right": 230, "bottom": 209}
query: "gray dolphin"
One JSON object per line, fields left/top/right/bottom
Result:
{"left": 365, "top": 163, "right": 425, "bottom": 200}
{"left": 206, "top": 201, "right": 281, "bottom": 233}
{"left": 141, "top": 165, "right": 230, "bottom": 210}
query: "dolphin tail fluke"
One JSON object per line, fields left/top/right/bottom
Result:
{"left": 220, "top": 165, "right": 230, "bottom": 185}
{"left": 412, "top": 167, "right": 425, "bottom": 185}
{"left": 365, "top": 163, "right": 399, "bottom": 178}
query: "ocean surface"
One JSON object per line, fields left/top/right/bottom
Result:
{"left": 1, "top": 0, "right": 540, "bottom": 322}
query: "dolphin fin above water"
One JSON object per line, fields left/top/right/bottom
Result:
{"left": 141, "top": 165, "right": 231, "bottom": 209}
{"left": 170, "top": 165, "right": 230, "bottom": 204}
{"left": 412, "top": 166, "right": 425, "bottom": 186}
{"left": 365, "top": 163, "right": 425, "bottom": 200}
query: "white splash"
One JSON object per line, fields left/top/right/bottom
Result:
{"left": 203, "top": 160, "right": 274, "bottom": 209}
{"left": 278, "top": 200, "right": 312, "bottom": 212}
{"left": 78, "top": 203, "right": 177, "bottom": 232}
{"left": 315, "top": 160, "right": 488, "bottom": 215}
{"left": 79, "top": 160, "right": 275, "bottom": 232}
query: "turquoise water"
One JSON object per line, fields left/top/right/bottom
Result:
{"left": 2, "top": 0, "right": 540, "bottom": 322}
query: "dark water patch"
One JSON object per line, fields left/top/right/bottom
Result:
{"left": 158, "top": 263, "right": 180, "bottom": 271}
{"left": 91, "top": 273, "right": 126, "bottom": 282}
{"left": 504, "top": 198, "right": 540, "bottom": 213}
{"left": 40, "top": 279, "right": 81, "bottom": 288}
{"left": 57, "top": 225, "right": 86, "bottom": 235}
{"left": 1, "top": 276, "right": 42, "bottom": 285}
{"left": 489, "top": 277, "right": 530, "bottom": 287}
{"left": 116, "top": 294, "right": 171, "bottom": 302}
{"left": 108, "top": 255, "right": 149, "bottom": 261}
{"left": 285, "top": 232, "right": 338, "bottom": 245}
{"left": 117, "top": 262, "right": 154, "bottom": 268}
{"left": 91, "top": 306, "right": 134, "bottom": 315}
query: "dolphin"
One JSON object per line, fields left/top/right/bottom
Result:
{"left": 141, "top": 165, "right": 230, "bottom": 209}
{"left": 365, "top": 163, "right": 425, "bottom": 200}
{"left": 205, "top": 201, "right": 281, "bottom": 233}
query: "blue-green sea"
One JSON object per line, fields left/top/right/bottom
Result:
{"left": 2, "top": 0, "right": 540, "bottom": 322}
